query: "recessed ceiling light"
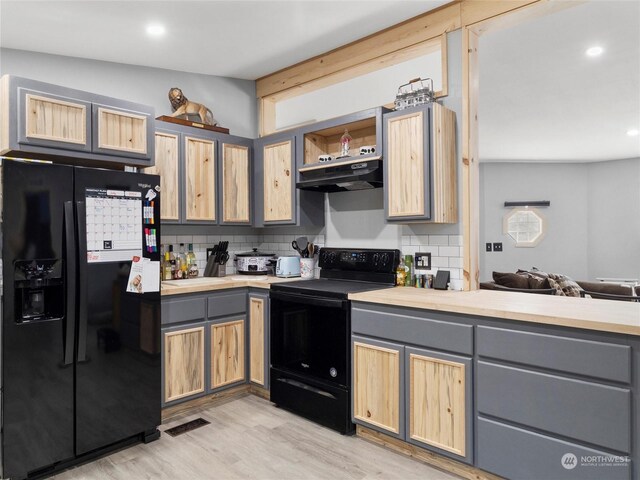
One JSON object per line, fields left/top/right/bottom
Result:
{"left": 585, "top": 46, "right": 604, "bottom": 57}
{"left": 146, "top": 24, "right": 166, "bottom": 37}
{"left": 627, "top": 129, "right": 639, "bottom": 137}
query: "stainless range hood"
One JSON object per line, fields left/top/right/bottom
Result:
{"left": 296, "top": 158, "right": 383, "bottom": 193}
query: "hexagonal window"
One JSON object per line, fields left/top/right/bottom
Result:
{"left": 503, "top": 208, "right": 546, "bottom": 247}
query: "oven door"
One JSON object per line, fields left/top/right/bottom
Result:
{"left": 270, "top": 291, "right": 349, "bottom": 388}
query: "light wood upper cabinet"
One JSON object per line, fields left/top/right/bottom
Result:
{"left": 384, "top": 103, "right": 456, "bottom": 223}
{"left": 24, "top": 93, "right": 88, "bottom": 147}
{"left": 353, "top": 340, "right": 402, "bottom": 435}
{"left": 184, "top": 135, "right": 216, "bottom": 222}
{"left": 262, "top": 140, "right": 293, "bottom": 223}
{"left": 222, "top": 142, "right": 251, "bottom": 224}
{"left": 164, "top": 326, "right": 205, "bottom": 403}
{"left": 145, "top": 131, "right": 180, "bottom": 222}
{"left": 211, "top": 319, "right": 245, "bottom": 388}
{"left": 249, "top": 296, "right": 266, "bottom": 386}
{"left": 95, "top": 106, "right": 148, "bottom": 156}
{"left": 409, "top": 353, "right": 466, "bottom": 457}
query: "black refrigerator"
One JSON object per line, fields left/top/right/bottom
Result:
{"left": 1, "top": 159, "right": 161, "bottom": 480}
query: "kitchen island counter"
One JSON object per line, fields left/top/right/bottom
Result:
{"left": 349, "top": 287, "right": 640, "bottom": 336}
{"left": 161, "top": 275, "right": 301, "bottom": 296}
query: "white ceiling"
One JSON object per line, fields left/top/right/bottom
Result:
{"left": 0, "top": 0, "right": 448, "bottom": 80}
{"left": 479, "top": 0, "right": 640, "bottom": 162}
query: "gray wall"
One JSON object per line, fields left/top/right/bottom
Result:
{"left": 480, "top": 158, "right": 640, "bottom": 282}
{"left": 326, "top": 29, "right": 464, "bottom": 247}
{"left": 587, "top": 158, "right": 640, "bottom": 281}
{"left": 0, "top": 48, "right": 258, "bottom": 138}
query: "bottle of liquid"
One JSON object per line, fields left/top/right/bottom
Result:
{"left": 187, "top": 243, "right": 198, "bottom": 278}
{"left": 178, "top": 243, "right": 188, "bottom": 279}
{"left": 396, "top": 257, "right": 407, "bottom": 286}
{"left": 163, "top": 248, "right": 172, "bottom": 281}
{"left": 169, "top": 245, "right": 177, "bottom": 279}
{"left": 404, "top": 254, "right": 413, "bottom": 287}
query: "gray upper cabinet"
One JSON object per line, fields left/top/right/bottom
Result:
{"left": 253, "top": 130, "right": 324, "bottom": 227}
{"left": 1, "top": 75, "right": 155, "bottom": 167}
{"left": 146, "top": 122, "right": 254, "bottom": 225}
{"left": 383, "top": 103, "right": 457, "bottom": 223}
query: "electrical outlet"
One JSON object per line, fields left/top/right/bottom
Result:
{"left": 486, "top": 243, "right": 492, "bottom": 252}
{"left": 493, "top": 242, "right": 503, "bottom": 252}
{"left": 414, "top": 252, "right": 432, "bottom": 269}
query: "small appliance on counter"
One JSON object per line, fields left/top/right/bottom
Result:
{"left": 275, "top": 256, "right": 301, "bottom": 278}
{"left": 204, "top": 241, "right": 229, "bottom": 277}
{"left": 234, "top": 248, "right": 275, "bottom": 275}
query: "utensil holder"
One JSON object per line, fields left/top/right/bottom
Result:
{"left": 300, "top": 258, "right": 315, "bottom": 279}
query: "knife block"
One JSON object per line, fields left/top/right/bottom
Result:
{"left": 204, "top": 256, "right": 226, "bottom": 277}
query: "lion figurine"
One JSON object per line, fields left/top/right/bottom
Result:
{"left": 168, "top": 87, "right": 218, "bottom": 126}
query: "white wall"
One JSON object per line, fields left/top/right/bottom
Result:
{"left": 0, "top": 48, "right": 258, "bottom": 138}
{"left": 480, "top": 158, "right": 640, "bottom": 282}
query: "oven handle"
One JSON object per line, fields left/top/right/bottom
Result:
{"left": 276, "top": 377, "right": 337, "bottom": 400}
{"left": 269, "top": 291, "right": 347, "bottom": 309}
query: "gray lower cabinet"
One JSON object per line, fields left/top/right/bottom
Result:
{"left": 351, "top": 305, "right": 473, "bottom": 464}
{"left": 1, "top": 75, "right": 155, "bottom": 167}
{"left": 352, "top": 301, "right": 640, "bottom": 478}
{"left": 161, "top": 289, "right": 254, "bottom": 407}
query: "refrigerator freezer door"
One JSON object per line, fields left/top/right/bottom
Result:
{"left": 73, "top": 167, "right": 161, "bottom": 455}
{"left": 1, "top": 160, "right": 75, "bottom": 479}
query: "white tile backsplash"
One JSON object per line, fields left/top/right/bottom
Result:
{"left": 400, "top": 234, "right": 463, "bottom": 290}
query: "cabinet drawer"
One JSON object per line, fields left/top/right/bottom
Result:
{"left": 478, "top": 417, "right": 631, "bottom": 480}
{"left": 207, "top": 291, "right": 247, "bottom": 319}
{"left": 477, "top": 326, "right": 631, "bottom": 383}
{"left": 352, "top": 306, "right": 473, "bottom": 355}
{"left": 161, "top": 296, "right": 206, "bottom": 325}
{"left": 477, "top": 361, "right": 631, "bottom": 453}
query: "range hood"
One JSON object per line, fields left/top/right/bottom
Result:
{"left": 296, "top": 158, "right": 383, "bottom": 193}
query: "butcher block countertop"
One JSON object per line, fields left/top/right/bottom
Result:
{"left": 349, "top": 288, "right": 640, "bottom": 336}
{"left": 161, "top": 275, "right": 300, "bottom": 296}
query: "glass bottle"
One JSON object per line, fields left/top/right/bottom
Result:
{"left": 340, "top": 129, "right": 352, "bottom": 157}
{"left": 169, "top": 245, "right": 178, "bottom": 279}
{"left": 404, "top": 254, "right": 413, "bottom": 287}
{"left": 178, "top": 243, "right": 187, "bottom": 279}
{"left": 163, "top": 248, "right": 172, "bottom": 281}
{"left": 187, "top": 243, "right": 198, "bottom": 278}
{"left": 396, "top": 257, "right": 407, "bottom": 287}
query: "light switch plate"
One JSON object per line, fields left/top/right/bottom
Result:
{"left": 414, "top": 252, "right": 432, "bottom": 269}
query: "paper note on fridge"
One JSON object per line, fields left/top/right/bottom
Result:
{"left": 126, "top": 257, "right": 160, "bottom": 294}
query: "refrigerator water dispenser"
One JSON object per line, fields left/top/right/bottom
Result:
{"left": 14, "top": 259, "right": 64, "bottom": 322}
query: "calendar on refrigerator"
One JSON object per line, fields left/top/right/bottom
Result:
{"left": 85, "top": 188, "right": 143, "bottom": 263}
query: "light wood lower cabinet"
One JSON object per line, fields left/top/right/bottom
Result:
{"left": 211, "top": 319, "right": 245, "bottom": 388}
{"left": 185, "top": 135, "right": 216, "bottom": 222}
{"left": 249, "top": 296, "right": 266, "bottom": 386}
{"left": 409, "top": 352, "right": 466, "bottom": 456}
{"left": 353, "top": 339, "right": 402, "bottom": 435}
{"left": 163, "top": 326, "right": 205, "bottom": 403}
{"left": 145, "top": 131, "right": 180, "bottom": 222}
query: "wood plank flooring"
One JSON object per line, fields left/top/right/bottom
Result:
{"left": 54, "top": 395, "right": 462, "bottom": 480}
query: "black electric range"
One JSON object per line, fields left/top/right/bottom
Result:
{"left": 269, "top": 247, "right": 400, "bottom": 434}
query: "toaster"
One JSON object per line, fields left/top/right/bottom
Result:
{"left": 276, "top": 256, "right": 301, "bottom": 278}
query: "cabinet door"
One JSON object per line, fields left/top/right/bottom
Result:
{"left": 94, "top": 104, "right": 150, "bottom": 158}
{"left": 407, "top": 347, "right": 470, "bottom": 460}
{"left": 145, "top": 131, "right": 180, "bottom": 222}
{"left": 384, "top": 108, "right": 429, "bottom": 219}
{"left": 184, "top": 135, "right": 216, "bottom": 222}
{"left": 211, "top": 319, "right": 245, "bottom": 388}
{"left": 262, "top": 139, "right": 294, "bottom": 223}
{"left": 19, "top": 89, "right": 91, "bottom": 152}
{"left": 164, "top": 326, "right": 205, "bottom": 403}
{"left": 249, "top": 296, "right": 266, "bottom": 386}
{"left": 221, "top": 142, "right": 251, "bottom": 224}
{"left": 353, "top": 338, "right": 403, "bottom": 436}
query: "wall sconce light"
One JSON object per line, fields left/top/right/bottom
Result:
{"left": 504, "top": 201, "right": 550, "bottom": 208}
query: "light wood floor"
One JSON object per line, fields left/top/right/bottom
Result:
{"left": 54, "top": 395, "right": 462, "bottom": 480}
